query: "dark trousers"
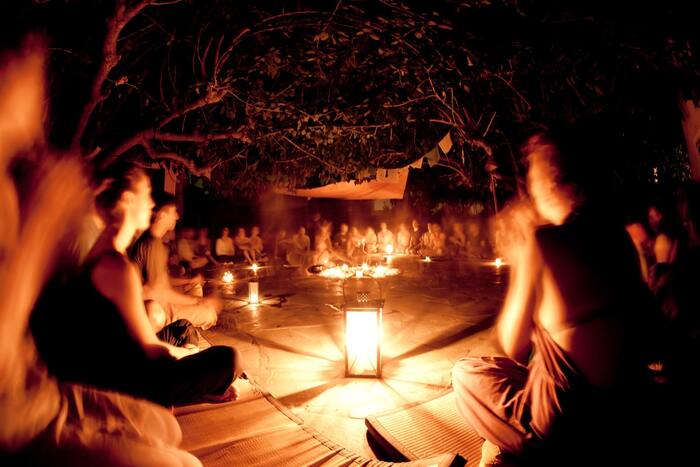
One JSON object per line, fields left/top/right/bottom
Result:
{"left": 139, "top": 346, "right": 240, "bottom": 406}
{"left": 156, "top": 319, "right": 199, "bottom": 347}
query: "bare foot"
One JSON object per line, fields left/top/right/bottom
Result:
{"left": 202, "top": 384, "right": 239, "bottom": 403}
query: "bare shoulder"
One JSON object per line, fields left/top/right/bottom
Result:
{"left": 91, "top": 251, "right": 138, "bottom": 297}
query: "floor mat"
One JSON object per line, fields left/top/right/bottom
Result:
{"left": 176, "top": 380, "right": 466, "bottom": 467}
{"left": 365, "top": 391, "right": 483, "bottom": 466}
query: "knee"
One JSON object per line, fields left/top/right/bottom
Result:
{"left": 145, "top": 300, "right": 167, "bottom": 332}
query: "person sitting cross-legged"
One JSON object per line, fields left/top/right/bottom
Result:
{"left": 131, "top": 192, "right": 220, "bottom": 329}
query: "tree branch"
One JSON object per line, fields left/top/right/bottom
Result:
{"left": 71, "top": 0, "right": 156, "bottom": 151}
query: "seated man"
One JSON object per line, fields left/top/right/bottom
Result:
{"left": 131, "top": 194, "right": 220, "bottom": 329}
{"left": 215, "top": 226, "right": 236, "bottom": 262}
{"left": 177, "top": 227, "right": 208, "bottom": 271}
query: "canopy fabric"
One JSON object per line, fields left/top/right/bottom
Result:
{"left": 273, "top": 132, "right": 450, "bottom": 200}
{"left": 273, "top": 166, "right": 410, "bottom": 200}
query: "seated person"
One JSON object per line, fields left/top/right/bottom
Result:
{"left": 286, "top": 227, "right": 310, "bottom": 267}
{"left": 333, "top": 223, "right": 350, "bottom": 252}
{"left": 347, "top": 226, "right": 364, "bottom": 260}
{"left": 419, "top": 223, "right": 436, "bottom": 256}
{"left": 452, "top": 126, "right": 658, "bottom": 466}
{"left": 37, "top": 163, "right": 243, "bottom": 407}
{"left": 215, "top": 226, "right": 236, "bottom": 262}
{"left": 408, "top": 219, "right": 424, "bottom": 254}
{"left": 250, "top": 225, "right": 265, "bottom": 262}
{"left": 177, "top": 227, "right": 208, "bottom": 271}
{"left": 1, "top": 46, "right": 199, "bottom": 465}
{"left": 274, "top": 228, "right": 291, "bottom": 260}
{"left": 363, "top": 226, "right": 378, "bottom": 254}
{"left": 377, "top": 222, "right": 394, "bottom": 253}
{"left": 195, "top": 227, "right": 218, "bottom": 265}
{"left": 130, "top": 193, "right": 220, "bottom": 329}
{"left": 431, "top": 223, "right": 447, "bottom": 256}
{"left": 396, "top": 222, "right": 410, "bottom": 254}
{"left": 448, "top": 221, "right": 467, "bottom": 256}
{"left": 465, "top": 218, "right": 486, "bottom": 258}
{"left": 234, "top": 227, "right": 254, "bottom": 264}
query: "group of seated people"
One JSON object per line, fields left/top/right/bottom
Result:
{"left": 270, "top": 216, "right": 492, "bottom": 269}
{"left": 2, "top": 42, "right": 696, "bottom": 467}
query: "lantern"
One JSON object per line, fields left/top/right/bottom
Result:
{"left": 343, "top": 278, "right": 383, "bottom": 377}
{"left": 248, "top": 280, "right": 259, "bottom": 304}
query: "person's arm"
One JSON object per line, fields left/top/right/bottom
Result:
{"left": 495, "top": 235, "right": 540, "bottom": 362}
{"left": 91, "top": 254, "right": 170, "bottom": 359}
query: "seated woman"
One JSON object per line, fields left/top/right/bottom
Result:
{"left": 177, "top": 227, "right": 208, "bottom": 271}
{"left": 286, "top": 227, "right": 310, "bottom": 267}
{"left": 448, "top": 221, "right": 467, "bottom": 256}
{"left": 234, "top": 227, "right": 254, "bottom": 264}
{"left": 347, "top": 226, "right": 364, "bottom": 261}
{"left": 36, "top": 163, "right": 243, "bottom": 407}
{"left": 215, "top": 226, "right": 236, "bottom": 262}
{"left": 363, "top": 226, "right": 378, "bottom": 254}
{"left": 195, "top": 227, "right": 218, "bottom": 265}
{"left": 396, "top": 222, "right": 410, "bottom": 254}
{"left": 1, "top": 43, "right": 198, "bottom": 466}
{"left": 249, "top": 225, "right": 265, "bottom": 262}
{"left": 377, "top": 222, "right": 394, "bottom": 253}
{"left": 452, "top": 127, "right": 656, "bottom": 465}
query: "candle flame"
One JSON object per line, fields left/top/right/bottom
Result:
{"left": 385, "top": 244, "right": 394, "bottom": 255}
{"left": 222, "top": 271, "right": 234, "bottom": 284}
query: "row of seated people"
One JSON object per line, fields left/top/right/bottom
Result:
{"left": 272, "top": 218, "right": 492, "bottom": 268}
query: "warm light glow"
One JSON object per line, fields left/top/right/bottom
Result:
{"left": 495, "top": 258, "right": 503, "bottom": 268}
{"left": 385, "top": 244, "right": 394, "bottom": 255}
{"left": 386, "top": 255, "right": 393, "bottom": 265}
{"left": 319, "top": 264, "right": 400, "bottom": 279}
{"left": 424, "top": 256, "right": 431, "bottom": 262}
{"left": 248, "top": 281, "right": 259, "bottom": 304}
{"left": 346, "top": 309, "right": 381, "bottom": 377}
{"left": 222, "top": 271, "right": 234, "bottom": 284}
{"left": 361, "top": 262, "right": 369, "bottom": 271}
{"left": 251, "top": 263, "right": 260, "bottom": 274}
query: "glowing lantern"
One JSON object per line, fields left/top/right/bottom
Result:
{"left": 248, "top": 280, "right": 259, "bottom": 304}
{"left": 343, "top": 279, "right": 383, "bottom": 377}
{"left": 222, "top": 271, "right": 234, "bottom": 284}
{"left": 385, "top": 244, "right": 394, "bottom": 255}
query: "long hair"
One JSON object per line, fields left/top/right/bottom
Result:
{"left": 93, "top": 163, "right": 146, "bottom": 224}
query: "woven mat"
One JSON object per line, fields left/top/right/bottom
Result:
{"left": 365, "top": 391, "right": 483, "bottom": 467}
{"left": 176, "top": 380, "right": 466, "bottom": 467}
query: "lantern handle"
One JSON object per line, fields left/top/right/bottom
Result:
{"left": 342, "top": 276, "right": 383, "bottom": 303}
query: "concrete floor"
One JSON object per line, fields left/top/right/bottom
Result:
{"left": 202, "top": 255, "right": 507, "bottom": 459}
